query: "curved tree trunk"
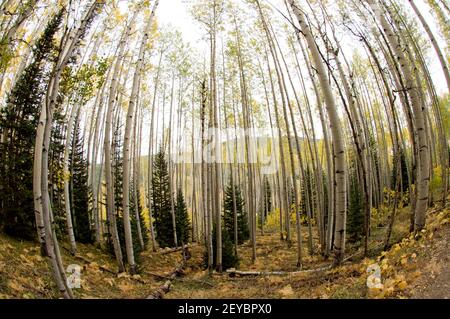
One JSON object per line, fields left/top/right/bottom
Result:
{"left": 122, "top": 0, "right": 159, "bottom": 274}
{"left": 408, "top": 0, "right": 450, "bottom": 92}
{"left": 367, "top": 0, "right": 430, "bottom": 232}
{"left": 33, "top": 1, "right": 102, "bottom": 298}
{"left": 288, "top": 0, "right": 347, "bottom": 265}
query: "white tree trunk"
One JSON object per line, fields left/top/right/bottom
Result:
{"left": 288, "top": 0, "right": 347, "bottom": 264}
{"left": 33, "top": 1, "right": 102, "bottom": 297}
{"left": 409, "top": 0, "right": 450, "bottom": 92}
{"left": 122, "top": 0, "right": 159, "bottom": 274}
{"left": 62, "top": 104, "right": 78, "bottom": 255}
{"left": 367, "top": 0, "right": 430, "bottom": 231}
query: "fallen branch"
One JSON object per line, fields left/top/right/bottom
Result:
{"left": 146, "top": 247, "right": 191, "bottom": 299}
{"left": 159, "top": 244, "right": 190, "bottom": 255}
{"left": 62, "top": 246, "right": 149, "bottom": 284}
{"left": 145, "top": 271, "right": 214, "bottom": 287}
{"left": 62, "top": 246, "right": 116, "bottom": 275}
{"left": 226, "top": 264, "right": 332, "bottom": 277}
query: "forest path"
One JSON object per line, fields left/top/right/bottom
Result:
{"left": 408, "top": 216, "right": 450, "bottom": 299}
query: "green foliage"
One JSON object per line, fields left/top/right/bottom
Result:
{"left": 151, "top": 149, "right": 176, "bottom": 248}
{"left": 205, "top": 225, "right": 239, "bottom": 271}
{"left": 0, "top": 37, "right": 13, "bottom": 72}
{"left": 259, "top": 176, "right": 271, "bottom": 227}
{"left": 391, "top": 147, "right": 410, "bottom": 194}
{"left": 368, "top": 133, "right": 382, "bottom": 206}
{"left": 50, "top": 106, "right": 68, "bottom": 237}
{"left": 175, "top": 189, "right": 191, "bottom": 245}
{"left": 105, "top": 121, "right": 123, "bottom": 253}
{"left": 60, "top": 58, "right": 109, "bottom": 103}
{"left": 107, "top": 122, "right": 147, "bottom": 261}
{"left": 128, "top": 179, "right": 148, "bottom": 261}
{"left": 69, "top": 118, "right": 93, "bottom": 244}
{"left": 347, "top": 161, "right": 364, "bottom": 243}
{"left": 300, "top": 167, "right": 315, "bottom": 224}
{"left": 223, "top": 180, "right": 249, "bottom": 245}
{"left": 0, "top": 11, "right": 63, "bottom": 239}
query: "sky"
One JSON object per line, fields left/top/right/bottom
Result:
{"left": 122, "top": 0, "right": 449, "bottom": 159}
{"left": 156, "top": 0, "right": 448, "bottom": 95}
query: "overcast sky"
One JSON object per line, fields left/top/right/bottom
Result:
{"left": 156, "top": 0, "right": 448, "bottom": 95}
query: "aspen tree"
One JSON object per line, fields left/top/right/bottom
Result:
{"left": 366, "top": 0, "right": 430, "bottom": 232}
{"left": 34, "top": 0, "right": 103, "bottom": 299}
{"left": 122, "top": 0, "right": 159, "bottom": 274}
{"left": 287, "top": 0, "right": 347, "bottom": 264}
{"left": 103, "top": 8, "right": 140, "bottom": 273}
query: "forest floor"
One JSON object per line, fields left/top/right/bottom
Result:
{"left": 0, "top": 202, "right": 448, "bottom": 299}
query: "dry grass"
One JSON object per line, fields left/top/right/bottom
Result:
{"left": 0, "top": 202, "right": 448, "bottom": 299}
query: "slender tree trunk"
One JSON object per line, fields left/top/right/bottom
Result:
{"left": 288, "top": 0, "right": 347, "bottom": 264}
{"left": 122, "top": 0, "right": 159, "bottom": 274}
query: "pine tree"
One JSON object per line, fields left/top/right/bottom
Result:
{"left": 152, "top": 149, "right": 175, "bottom": 248}
{"left": 368, "top": 133, "right": 381, "bottom": 206}
{"left": 347, "top": 160, "right": 364, "bottom": 243}
{"left": 259, "top": 176, "right": 272, "bottom": 227}
{"left": 129, "top": 178, "right": 148, "bottom": 260}
{"left": 223, "top": 181, "right": 249, "bottom": 245}
{"left": 69, "top": 119, "right": 93, "bottom": 244}
{"left": 175, "top": 189, "right": 190, "bottom": 245}
{"left": 300, "top": 167, "right": 314, "bottom": 225}
{"left": 205, "top": 225, "right": 239, "bottom": 270}
{"left": 105, "top": 121, "right": 124, "bottom": 253}
{"left": 107, "top": 123, "right": 147, "bottom": 261}
{"left": 50, "top": 103, "right": 67, "bottom": 237}
{"left": 0, "top": 11, "right": 63, "bottom": 239}
{"left": 391, "top": 147, "right": 410, "bottom": 194}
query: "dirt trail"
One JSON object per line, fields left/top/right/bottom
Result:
{"left": 410, "top": 226, "right": 450, "bottom": 299}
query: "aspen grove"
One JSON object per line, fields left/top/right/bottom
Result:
{"left": 0, "top": 0, "right": 448, "bottom": 300}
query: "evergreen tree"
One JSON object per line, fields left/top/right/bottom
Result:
{"left": 300, "top": 167, "right": 314, "bottom": 225}
{"left": 107, "top": 123, "right": 147, "bottom": 261}
{"left": 391, "top": 147, "right": 410, "bottom": 194}
{"left": 368, "top": 133, "right": 381, "bottom": 206}
{"left": 129, "top": 178, "right": 148, "bottom": 260}
{"left": 259, "top": 176, "right": 272, "bottom": 227}
{"left": 175, "top": 189, "right": 190, "bottom": 245}
{"left": 205, "top": 225, "right": 239, "bottom": 270}
{"left": 347, "top": 160, "right": 364, "bottom": 243}
{"left": 223, "top": 181, "right": 249, "bottom": 245}
{"left": 49, "top": 103, "right": 67, "bottom": 237}
{"left": 152, "top": 149, "right": 175, "bottom": 248}
{"left": 69, "top": 118, "right": 93, "bottom": 244}
{"left": 0, "top": 11, "right": 63, "bottom": 239}
{"left": 105, "top": 120, "right": 124, "bottom": 253}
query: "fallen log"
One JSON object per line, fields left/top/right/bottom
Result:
{"left": 226, "top": 264, "right": 332, "bottom": 277}
{"left": 225, "top": 241, "right": 388, "bottom": 278}
{"left": 159, "top": 244, "right": 190, "bottom": 255}
{"left": 145, "top": 271, "right": 215, "bottom": 287}
{"left": 62, "top": 245, "right": 149, "bottom": 284}
{"left": 62, "top": 246, "right": 117, "bottom": 275}
{"left": 146, "top": 247, "right": 191, "bottom": 299}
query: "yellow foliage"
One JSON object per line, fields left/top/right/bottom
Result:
{"left": 117, "top": 272, "right": 129, "bottom": 279}
{"left": 264, "top": 209, "right": 281, "bottom": 231}
{"left": 104, "top": 278, "right": 115, "bottom": 287}
{"left": 278, "top": 285, "right": 294, "bottom": 298}
{"left": 8, "top": 280, "right": 23, "bottom": 292}
{"left": 118, "top": 283, "right": 133, "bottom": 293}
{"left": 397, "top": 280, "right": 408, "bottom": 290}
{"left": 267, "top": 276, "right": 284, "bottom": 284}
